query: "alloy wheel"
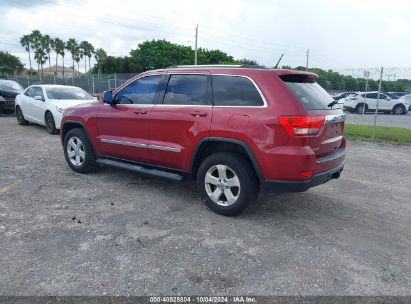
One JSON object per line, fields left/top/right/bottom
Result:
{"left": 394, "top": 106, "right": 403, "bottom": 115}
{"left": 204, "top": 164, "right": 241, "bottom": 206}
{"left": 67, "top": 136, "right": 85, "bottom": 167}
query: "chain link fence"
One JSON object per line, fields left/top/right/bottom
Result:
{"left": 0, "top": 73, "right": 136, "bottom": 93}
{"left": 1, "top": 67, "right": 410, "bottom": 141}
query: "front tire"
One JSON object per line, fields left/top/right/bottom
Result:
{"left": 356, "top": 103, "right": 367, "bottom": 114}
{"left": 63, "top": 128, "right": 97, "bottom": 173}
{"left": 45, "top": 112, "right": 58, "bottom": 134}
{"left": 197, "top": 152, "right": 259, "bottom": 216}
{"left": 15, "top": 106, "right": 29, "bottom": 125}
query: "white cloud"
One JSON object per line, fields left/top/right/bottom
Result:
{"left": 1, "top": 0, "right": 411, "bottom": 72}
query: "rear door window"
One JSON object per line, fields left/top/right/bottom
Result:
{"left": 212, "top": 75, "right": 264, "bottom": 106}
{"left": 282, "top": 75, "right": 336, "bottom": 110}
{"left": 163, "top": 74, "right": 208, "bottom": 105}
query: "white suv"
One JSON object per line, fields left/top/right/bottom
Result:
{"left": 343, "top": 92, "right": 408, "bottom": 115}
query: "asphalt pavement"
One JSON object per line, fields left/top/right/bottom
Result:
{"left": 0, "top": 117, "right": 410, "bottom": 295}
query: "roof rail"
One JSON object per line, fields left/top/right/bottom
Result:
{"left": 167, "top": 64, "right": 267, "bottom": 69}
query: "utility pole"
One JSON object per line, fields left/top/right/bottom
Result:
{"left": 194, "top": 24, "right": 198, "bottom": 65}
{"left": 305, "top": 48, "right": 309, "bottom": 70}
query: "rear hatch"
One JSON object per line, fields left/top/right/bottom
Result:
{"left": 280, "top": 74, "right": 345, "bottom": 158}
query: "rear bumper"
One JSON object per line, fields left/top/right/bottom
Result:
{"left": 262, "top": 162, "right": 344, "bottom": 193}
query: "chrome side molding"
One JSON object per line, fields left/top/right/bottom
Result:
{"left": 100, "top": 138, "right": 181, "bottom": 153}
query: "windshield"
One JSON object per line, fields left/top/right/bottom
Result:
{"left": 282, "top": 78, "right": 338, "bottom": 110}
{"left": 0, "top": 80, "right": 24, "bottom": 92}
{"left": 45, "top": 87, "right": 93, "bottom": 100}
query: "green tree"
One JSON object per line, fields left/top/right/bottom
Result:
{"left": 34, "top": 48, "right": 48, "bottom": 77}
{"left": 94, "top": 48, "right": 107, "bottom": 76}
{"left": 235, "top": 58, "right": 259, "bottom": 65}
{"left": 53, "top": 38, "right": 65, "bottom": 77}
{"left": 20, "top": 34, "right": 33, "bottom": 74}
{"left": 66, "top": 38, "right": 79, "bottom": 77}
{"left": 29, "top": 30, "right": 43, "bottom": 72}
{"left": 80, "top": 41, "right": 95, "bottom": 73}
{"left": 41, "top": 34, "right": 53, "bottom": 72}
{"left": 0, "top": 51, "right": 24, "bottom": 76}
{"left": 91, "top": 39, "right": 258, "bottom": 73}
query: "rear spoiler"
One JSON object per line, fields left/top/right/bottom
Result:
{"left": 273, "top": 69, "right": 318, "bottom": 82}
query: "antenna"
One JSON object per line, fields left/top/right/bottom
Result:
{"left": 274, "top": 53, "right": 284, "bottom": 68}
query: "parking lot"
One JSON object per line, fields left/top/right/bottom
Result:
{"left": 0, "top": 116, "right": 411, "bottom": 295}
{"left": 345, "top": 112, "right": 411, "bottom": 129}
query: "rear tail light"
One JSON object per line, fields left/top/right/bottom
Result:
{"left": 279, "top": 115, "right": 325, "bottom": 136}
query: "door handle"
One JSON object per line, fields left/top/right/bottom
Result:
{"left": 134, "top": 110, "right": 148, "bottom": 115}
{"left": 189, "top": 111, "right": 208, "bottom": 117}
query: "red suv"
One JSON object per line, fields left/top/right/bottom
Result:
{"left": 61, "top": 65, "right": 346, "bottom": 215}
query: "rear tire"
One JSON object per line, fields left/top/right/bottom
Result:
{"left": 45, "top": 112, "right": 58, "bottom": 134}
{"left": 393, "top": 105, "right": 405, "bottom": 115}
{"left": 15, "top": 106, "right": 28, "bottom": 125}
{"left": 196, "top": 152, "right": 259, "bottom": 216}
{"left": 63, "top": 128, "right": 97, "bottom": 173}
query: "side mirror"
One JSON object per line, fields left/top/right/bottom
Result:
{"left": 34, "top": 95, "right": 44, "bottom": 101}
{"left": 102, "top": 90, "right": 114, "bottom": 104}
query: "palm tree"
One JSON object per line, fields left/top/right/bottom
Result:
{"left": 79, "top": 41, "right": 87, "bottom": 73}
{"left": 66, "top": 38, "right": 79, "bottom": 77}
{"left": 86, "top": 42, "right": 95, "bottom": 73}
{"left": 94, "top": 48, "right": 107, "bottom": 76}
{"left": 53, "top": 38, "right": 65, "bottom": 78}
{"left": 75, "top": 49, "right": 82, "bottom": 74}
{"left": 20, "top": 34, "right": 33, "bottom": 74}
{"left": 30, "top": 30, "right": 43, "bottom": 72}
{"left": 41, "top": 34, "right": 53, "bottom": 74}
{"left": 34, "top": 48, "right": 48, "bottom": 77}
{"left": 80, "top": 41, "right": 95, "bottom": 73}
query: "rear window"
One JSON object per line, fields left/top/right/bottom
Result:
{"left": 282, "top": 75, "right": 337, "bottom": 110}
{"left": 0, "top": 80, "right": 23, "bottom": 92}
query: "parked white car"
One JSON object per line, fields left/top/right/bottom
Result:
{"left": 15, "top": 85, "right": 95, "bottom": 134}
{"left": 343, "top": 91, "right": 408, "bottom": 115}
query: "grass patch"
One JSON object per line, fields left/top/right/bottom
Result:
{"left": 344, "top": 124, "right": 411, "bottom": 145}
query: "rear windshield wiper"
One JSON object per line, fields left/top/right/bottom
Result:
{"left": 327, "top": 100, "right": 338, "bottom": 108}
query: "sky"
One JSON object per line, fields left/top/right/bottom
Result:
{"left": 1, "top": 0, "right": 410, "bottom": 75}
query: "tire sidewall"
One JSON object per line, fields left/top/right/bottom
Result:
{"left": 63, "top": 128, "right": 96, "bottom": 173}
{"left": 197, "top": 152, "right": 259, "bottom": 216}
{"left": 356, "top": 104, "right": 367, "bottom": 114}
{"left": 45, "top": 112, "right": 58, "bottom": 134}
{"left": 393, "top": 105, "right": 404, "bottom": 115}
{"left": 16, "top": 106, "right": 27, "bottom": 125}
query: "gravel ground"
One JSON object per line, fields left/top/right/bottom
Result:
{"left": 0, "top": 116, "right": 410, "bottom": 296}
{"left": 345, "top": 111, "right": 411, "bottom": 129}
